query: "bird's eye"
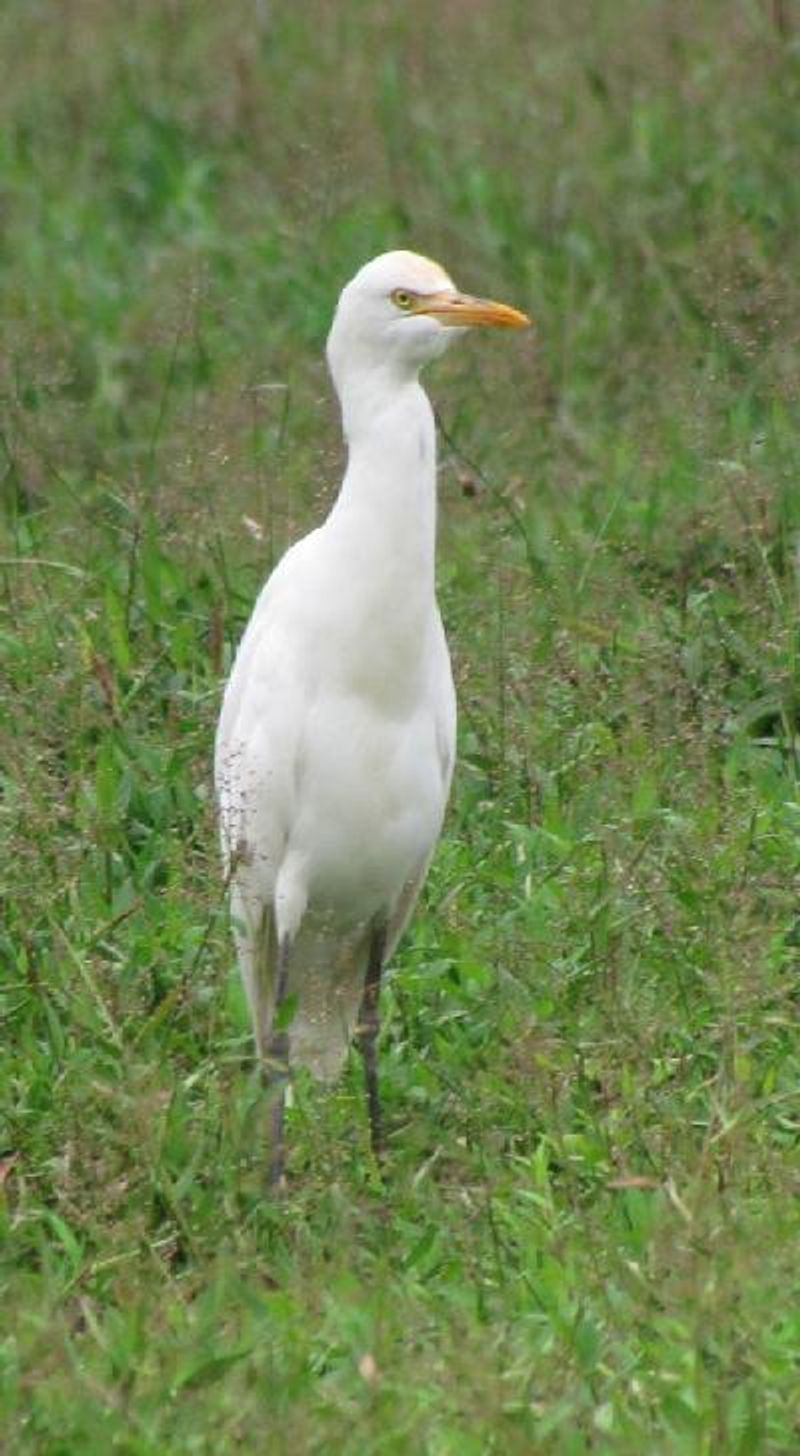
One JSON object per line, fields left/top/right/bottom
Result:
{"left": 391, "top": 289, "right": 415, "bottom": 312}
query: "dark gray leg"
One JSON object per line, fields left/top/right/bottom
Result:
{"left": 265, "top": 938, "right": 291, "bottom": 1190}
{"left": 357, "top": 922, "right": 387, "bottom": 1161}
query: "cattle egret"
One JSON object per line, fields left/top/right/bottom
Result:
{"left": 215, "top": 250, "right": 529, "bottom": 1184}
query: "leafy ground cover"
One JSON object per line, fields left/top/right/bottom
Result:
{"left": 2, "top": 2, "right": 799, "bottom": 1450}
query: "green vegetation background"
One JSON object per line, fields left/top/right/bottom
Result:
{"left": 2, "top": 2, "right": 799, "bottom": 1451}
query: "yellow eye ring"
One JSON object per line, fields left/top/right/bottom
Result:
{"left": 391, "top": 288, "right": 415, "bottom": 312}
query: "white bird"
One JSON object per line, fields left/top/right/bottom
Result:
{"left": 215, "top": 250, "right": 529, "bottom": 1184}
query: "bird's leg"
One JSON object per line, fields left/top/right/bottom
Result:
{"left": 357, "top": 921, "right": 387, "bottom": 1162}
{"left": 265, "top": 936, "right": 291, "bottom": 1191}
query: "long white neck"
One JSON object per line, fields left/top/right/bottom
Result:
{"left": 317, "top": 361, "right": 439, "bottom": 708}
{"left": 328, "top": 363, "right": 438, "bottom": 603}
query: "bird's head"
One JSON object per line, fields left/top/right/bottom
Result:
{"left": 326, "top": 250, "right": 530, "bottom": 390}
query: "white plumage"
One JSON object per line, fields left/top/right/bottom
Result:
{"left": 215, "top": 250, "right": 528, "bottom": 1180}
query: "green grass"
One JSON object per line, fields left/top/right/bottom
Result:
{"left": 2, "top": 1, "right": 800, "bottom": 1450}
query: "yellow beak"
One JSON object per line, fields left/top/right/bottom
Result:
{"left": 411, "top": 289, "right": 531, "bottom": 329}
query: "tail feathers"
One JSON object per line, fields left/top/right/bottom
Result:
{"left": 285, "top": 919, "right": 372, "bottom": 1082}
{"left": 231, "top": 887, "right": 372, "bottom": 1082}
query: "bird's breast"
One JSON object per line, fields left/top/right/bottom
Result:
{"left": 289, "top": 692, "right": 447, "bottom": 920}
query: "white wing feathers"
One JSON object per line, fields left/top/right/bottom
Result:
{"left": 215, "top": 536, "right": 456, "bottom": 1082}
